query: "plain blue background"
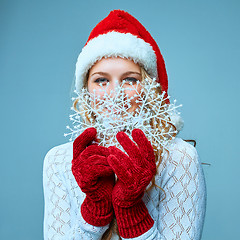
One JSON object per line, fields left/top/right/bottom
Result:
{"left": 1, "top": 0, "right": 239, "bottom": 239}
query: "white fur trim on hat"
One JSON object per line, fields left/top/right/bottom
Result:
{"left": 75, "top": 31, "right": 158, "bottom": 92}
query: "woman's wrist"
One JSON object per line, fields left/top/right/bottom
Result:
{"left": 81, "top": 196, "right": 114, "bottom": 227}
{"left": 113, "top": 199, "right": 154, "bottom": 238}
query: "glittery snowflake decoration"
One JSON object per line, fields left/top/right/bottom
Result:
{"left": 64, "top": 78, "right": 183, "bottom": 152}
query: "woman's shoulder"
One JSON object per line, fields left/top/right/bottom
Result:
{"left": 159, "top": 137, "right": 201, "bottom": 175}
{"left": 167, "top": 137, "right": 198, "bottom": 158}
{"left": 43, "top": 141, "right": 73, "bottom": 167}
{"left": 157, "top": 137, "right": 206, "bottom": 194}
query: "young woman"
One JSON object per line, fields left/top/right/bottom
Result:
{"left": 43, "top": 9, "right": 206, "bottom": 240}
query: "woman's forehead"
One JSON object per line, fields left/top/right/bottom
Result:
{"left": 89, "top": 57, "right": 141, "bottom": 74}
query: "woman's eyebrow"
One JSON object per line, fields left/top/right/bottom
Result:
{"left": 90, "top": 71, "right": 141, "bottom": 77}
{"left": 90, "top": 71, "right": 110, "bottom": 77}
{"left": 122, "top": 71, "right": 141, "bottom": 76}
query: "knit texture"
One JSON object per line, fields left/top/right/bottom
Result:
{"left": 72, "top": 128, "right": 115, "bottom": 226}
{"left": 81, "top": 194, "right": 113, "bottom": 227}
{"left": 107, "top": 129, "right": 156, "bottom": 238}
{"left": 114, "top": 200, "right": 154, "bottom": 238}
{"left": 43, "top": 137, "right": 206, "bottom": 240}
{"left": 108, "top": 130, "right": 156, "bottom": 207}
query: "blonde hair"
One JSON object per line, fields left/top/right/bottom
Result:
{"left": 73, "top": 66, "right": 177, "bottom": 239}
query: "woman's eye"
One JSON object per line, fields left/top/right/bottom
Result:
{"left": 124, "top": 77, "right": 138, "bottom": 84}
{"left": 94, "top": 78, "right": 109, "bottom": 84}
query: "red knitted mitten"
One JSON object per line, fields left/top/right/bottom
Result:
{"left": 72, "top": 128, "right": 115, "bottom": 226}
{"left": 107, "top": 129, "right": 156, "bottom": 238}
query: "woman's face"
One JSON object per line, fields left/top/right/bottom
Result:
{"left": 87, "top": 57, "right": 142, "bottom": 114}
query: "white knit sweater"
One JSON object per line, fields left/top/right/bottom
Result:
{"left": 43, "top": 137, "right": 206, "bottom": 240}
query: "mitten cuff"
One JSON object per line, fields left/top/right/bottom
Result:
{"left": 113, "top": 200, "right": 154, "bottom": 238}
{"left": 81, "top": 197, "right": 114, "bottom": 226}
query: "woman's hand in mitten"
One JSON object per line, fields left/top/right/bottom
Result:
{"left": 107, "top": 129, "right": 156, "bottom": 238}
{"left": 108, "top": 128, "right": 156, "bottom": 206}
{"left": 72, "top": 127, "right": 115, "bottom": 226}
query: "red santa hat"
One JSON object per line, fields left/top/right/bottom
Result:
{"left": 75, "top": 9, "right": 170, "bottom": 104}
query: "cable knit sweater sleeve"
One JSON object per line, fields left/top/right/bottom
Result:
{"left": 121, "top": 137, "right": 207, "bottom": 240}
{"left": 43, "top": 142, "right": 109, "bottom": 240}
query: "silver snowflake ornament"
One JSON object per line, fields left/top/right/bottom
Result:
{"left": 65, "top": 77, "right": 183, "bottom": 152}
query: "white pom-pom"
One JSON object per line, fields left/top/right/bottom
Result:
{"left": 169, "top": 112, "right": 184, "bottom": 132}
